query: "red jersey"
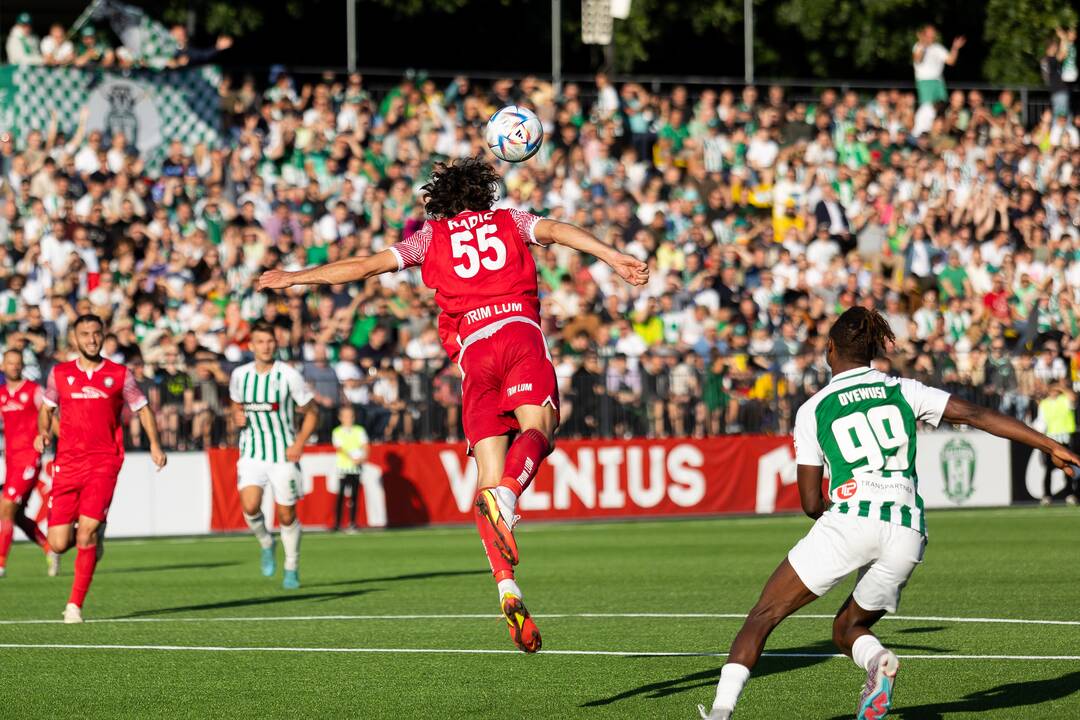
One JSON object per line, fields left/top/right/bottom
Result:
{"left": 0, "top": 379, "right": 43, "bottom": 463}
{"left": 43, "top": 359, "right": 148, "bottom": 471}
{"left": 391, "top": 208, "right": 545, "bottom": 360}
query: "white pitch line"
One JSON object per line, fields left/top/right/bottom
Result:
{"left": 0, "top": 612, "right": 1078, "bottom": 627}
{"left": 0, "top": 642, "right": 1078, "bottom": 661}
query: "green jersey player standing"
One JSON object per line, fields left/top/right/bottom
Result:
{"left": 700, "top": 307, "right": 1080, "bottom": 720}
{"left": 229, "top": 322, "right": 318, "bottom": 590}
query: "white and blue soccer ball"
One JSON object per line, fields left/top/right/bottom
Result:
{"left": 485, "top": 105, "right": 543, "bottom": 163}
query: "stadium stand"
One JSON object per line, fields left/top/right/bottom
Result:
{"left": 2, "top": 18, "right": 1079, "bottom": 449}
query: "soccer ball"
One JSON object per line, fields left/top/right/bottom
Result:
{"left": 485, "top": 105, "right": 543, "bottom": 163}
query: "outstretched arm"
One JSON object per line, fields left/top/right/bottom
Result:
{"left": 533, "top": 219, "right": 649, "bottom": 286}
{"left": 942, "top": 396, "right": 1080, "bottom": 475}
{"left": 258, "top": 250, "right": 399, "bottom": 290}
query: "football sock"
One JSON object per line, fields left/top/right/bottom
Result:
{"left": 68, "top": 545, "right": 98, "bottom": 608}
{"left": 14, "top": 511, "right": 48, "bottom": 550}
{"left": 32, "top": 525, "right": 48, "bottom": 551}
{"left": 0, "top": 518, "right": 13, "bottom": 568}
{"left": 243, "top": 511, "right": 274, "bottom": 550}
{"left": 851, "top": 634, "right": 885, "bottom": 672}
{"left": 711, "top": 663, "right": 750, "bottom": 711}
{"left": 280, "top": 520, "right": 301, "bottom": 572}
{"left": 474, "top": 496, "right": 514, "bottom": 579}
{"left": 497, "top": 577, "right": 522, "bottom": 601}
{"left": 498, "top": 429, "right": 550, "bottom": 504}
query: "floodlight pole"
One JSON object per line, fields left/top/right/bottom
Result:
{"left": 347, "top": 0, "right": 357, "bottom": 73}
{"left": 744, "top": 0, "right": 754, "bottom": 83}
{"left": 552, "top": 0, "right": 562, "bottom": 94}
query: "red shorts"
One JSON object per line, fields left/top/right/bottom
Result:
{"left": 459, "top": 320, "right": 559, "bottom": 450}
{"left": 47, "top": 460, "right": 122, "bottom": 527}
{"left": 2, "top": 454, "right": 41, "bottom": 505}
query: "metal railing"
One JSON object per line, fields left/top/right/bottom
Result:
{"left": 93, "top": 354, "right": 1036, "bottom": 452}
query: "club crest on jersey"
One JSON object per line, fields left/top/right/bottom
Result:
{"left": 67, "top": 376, "right": 74, "bottom": 385}
{"left": 19, "top": 392, "right": 27, "bottom": 403}
{"left": 836, "top": 478, "right": 858, "bottom": 501}
{"left": 104, "top": 377, "right": 114, "bottom": 388}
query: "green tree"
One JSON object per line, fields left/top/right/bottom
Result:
{"left": 611, "top": 0, "right": 742, "bottom": 72}
{"left": 161, "top": 0, "right": 309, "bottom": 37}
{"left": 775, "top": 0, "right": 942, "bottom": 78}
{"left": 982, "top": 0, "right": 1076, "bottom": 84}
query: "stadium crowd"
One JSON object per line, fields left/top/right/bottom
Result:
{"left": 2, "top": 14, "right": 1080, "bottom": 449}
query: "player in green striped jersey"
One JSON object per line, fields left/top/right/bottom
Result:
{"left": 701, "top": 307, "right": 1080, "bottom": 720}
{"left": 228, "top": 322, "right": 317, "bottom": 590}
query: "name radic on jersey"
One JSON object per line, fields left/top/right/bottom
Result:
{"left": 391, "top": 208, "right": 546, "bottom": 357}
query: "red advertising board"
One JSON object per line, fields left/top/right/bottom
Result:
{"left": 209, "top": 436, "right": 804, "bottom": 531}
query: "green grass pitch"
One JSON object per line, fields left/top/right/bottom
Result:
{"left": 1, "top": 507, "right": 1078, "bottom": 719}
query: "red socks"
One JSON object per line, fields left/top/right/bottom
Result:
{"left": 474, "top": 501, "right": 514, "bottom": 580}
{"left": 0, "top": 519, "right": 12, "bottom": 569}
{"left": 475, "top": 430, "right": 552, "bottom": 581}
{"left": 69, "top": 545, "right": 99, "bottom": 608}
{"left": 498, "top": 429, "right": 551, "bottom": 498}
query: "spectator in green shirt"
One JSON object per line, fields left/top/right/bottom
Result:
{"left": 937, "top": 251, "right": 971, "bottom": 299}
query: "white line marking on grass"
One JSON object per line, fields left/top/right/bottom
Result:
{"left": 1, "top": 643, "right": 1078, "bottom": 661}
{"left": 55, "top": 506, "right": 1080, "bottom": 547}
{"left": 1, "top": 612, "right": 1078, "bottom": 627}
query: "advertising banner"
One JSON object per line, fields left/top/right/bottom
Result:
{"left": 915, "top": 432, "right": 1011, "bottom": 508}
{"left": 207, "top": 436, "right": 807, "bottom": 531}
{"left": 2, "top": 452, "right": 212, "bottom": 539}
{"left": 1010, "top": 440, "right": 1076, "bottom": 503}
{"left": 2, "top": 432, "right": 1016, "bottom": 539}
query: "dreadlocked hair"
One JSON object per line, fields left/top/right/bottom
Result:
{"left": 421, "top": 157, "right": 500, "bottom": 219}
{"left": 829, "top": 307, "right": 895, "bottom": 364}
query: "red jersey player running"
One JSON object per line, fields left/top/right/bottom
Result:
{"left": 259, "top": 157, "right": 648, "bottom": 652}
{"left": 35, "top": 315, "right": 167, "bottom": 623}
{"left": 0, "top": 348, "right": 59, "bottom": 578}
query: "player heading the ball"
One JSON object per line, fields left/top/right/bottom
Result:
{"left": 258, "top": 156, "right": 648, "bottom": 653}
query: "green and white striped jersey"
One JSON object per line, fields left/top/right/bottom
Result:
{"left": 229, "top": 361, "right": 314, "bottom": 463}
{"left": 793, "top": 367, "right": 950, "bottom": 535}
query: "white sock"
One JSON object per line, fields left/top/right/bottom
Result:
{"left": 243, "top": 512, "right": 274, "bottom": 550}
{"left": 497, "top": 578, "right": 522, "bottom": 601}
{"left": 494, "top": 485, "right": 518, "bottom": 514}
{"left": 280, "top": 520, "right": 301, "bottom": 571}
{"left": 711, "top": 663, "right": 750, "bottom": 711}
{"left": 851, "top": 634, "right": 885, "bottom": 672}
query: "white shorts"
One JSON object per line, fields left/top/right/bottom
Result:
{"left": 787, "top": 511, "right": 926, "bottom": 613}
{"left": 237, "top": 458, "right": 303, "bottom": 506}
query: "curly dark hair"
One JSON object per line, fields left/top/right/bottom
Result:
{"left": 829, "top": 306, "right": 896, "bottom": 364}
{"left": 421, "top": 157, "right": 500, "bottom": 219}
